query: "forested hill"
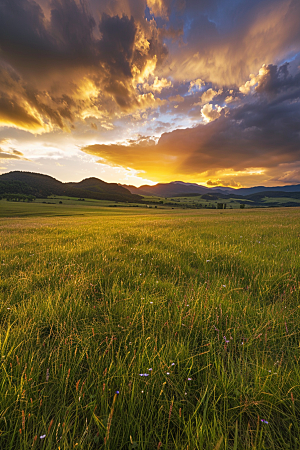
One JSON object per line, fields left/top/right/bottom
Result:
{"left": 0, "top": 171, "right": 141, "bottom": 202}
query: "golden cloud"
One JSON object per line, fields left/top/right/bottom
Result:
{"left": 0, "top": 147, "right": 29, "bottom": 160}
{"left": 147, "top": 0, "right": 171, "bottom": 18}
{"left": 143, "top": 76, "right": 172, "bottom": 93}
{"left": 201, "top": 104, "right": 224, "bottom": 122}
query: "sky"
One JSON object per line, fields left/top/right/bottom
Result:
{"left": 0, "top": 0, "right": 300, "bottom": 187}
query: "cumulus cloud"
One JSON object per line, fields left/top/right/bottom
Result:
{"left": 143, "top": 77, "right": 172, "bottom": 93}
{"left": 202, "top": 88, "right": 222, "bottom": 103}
{"left": 201, "top": 103, "right": 224, "bottom": 122}
{"left": 189, "top": 78, "right": 205, "bottom": 92}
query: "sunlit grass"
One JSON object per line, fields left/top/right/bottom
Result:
{"left": 0, "top": 208, "right": 300, "bottom": 449}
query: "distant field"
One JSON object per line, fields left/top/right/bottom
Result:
{"left": 0, "top": 198, "right": 169, "bottom": 218}
{"left": 1, "top": 207, "right": 300, "bottom": 449}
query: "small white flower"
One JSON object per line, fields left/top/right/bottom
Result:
{"left": 40, "top": 435, "right": 46, "bottom": 439}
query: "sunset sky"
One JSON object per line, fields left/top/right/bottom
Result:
{"left": 0, "top": 0, "right": 300, "bottom": 187}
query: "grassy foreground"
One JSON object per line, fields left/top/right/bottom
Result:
{"left": 1, "top": 207, "right": 300, "bottom": 449}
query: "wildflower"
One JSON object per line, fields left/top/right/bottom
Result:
{"left": 148, "top": 368, "right": 152, "bottom": 371}
{"left": 206, "top": 260, "right": 211, "bottom": 262}
{"left": 187, "top": 378, "right": 192, "bottom": 381}
{"left": 40, "top": 435, "right": 46, "bottom": 439}
{"left": 150, "top": 302, "right": 153, "bottom": 304}
{"left": 166, "top": 372, "right": 170, "bottom": 375}
{"left": 171, "top": 363, "right": 175, "bottom": 366}
{"left": 46, "top": 368, "right": 49, "bottom": 382}
{"left": 116, "top": 391, "right": 119, "bottom": 394}
{"left": 260, "top": 419, "right": 269, "bottom": 424}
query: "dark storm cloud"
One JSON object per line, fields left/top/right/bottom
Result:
{"left": 82, "top": 62, "right": 300, "bottom": 181}
{"left": 0, "top": 0, "right": 97, "bottom": 74}
{"left": 254, "top": 63, "right": 300, "bottom": 97}
{"left": 98, "top": 14, "right": 136, "bottom": 108}
{"left": 166, "top": 0, "right": 300, "bottom": 87}
{"left": 0, "top": 0, "right": 170, "bottom": 131}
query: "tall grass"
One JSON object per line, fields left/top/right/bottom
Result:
{"left": 0, "top": 208, "right": 300, "bottom": 449}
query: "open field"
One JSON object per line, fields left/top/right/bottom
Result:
{"left": 0, "top": 198, "right": 166, "bottom": 218}
{"left": 1, "top": 206, "right": 300, "bottom": 449}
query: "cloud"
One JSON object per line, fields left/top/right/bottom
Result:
{"left": 169, "top": 94, "right": 184, "bottom": 103}
{"left": 143, "top": 76, "right": 172, "bottom": 93}
{"left": 268, "top": 166, "right": 300, "bottom": 184}
{"left": 201, "top": 103, "right": 224, "bottom": 122}
{"left": 188, "top": 78, "right": 205, "bottom": 92}
{"left": 206, "top": 179, "right": 241, "bottom": 187}
{"left": 81, "top": 61, "right": 300, "bottom": 184}
{"left": 0, "top": 147, "right": 28, "bottom": 160}
{"left": 147, "top": 0, "right": 172, "bottom": 19}
{"left": 199, "top": 88, "right": 223, "bottom": 104}
{"left": 0, "top": 0, "right": 169, "bottom": 133}
{"left": 165, "top": 0, "right": 300, "bottom": 87}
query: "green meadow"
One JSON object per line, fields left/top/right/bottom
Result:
{"left": 1, "top": 205, "right": 300, "bottom": 449}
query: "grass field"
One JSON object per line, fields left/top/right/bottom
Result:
{"left": 1, "top": 205, "right": 300, "bottom": 449}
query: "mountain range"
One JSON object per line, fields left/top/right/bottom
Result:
{"left": 123, "top": 180, "right": 300, "bottom": 197}
{"left": 1, "top": 171, "right": 300, "bottom": 202}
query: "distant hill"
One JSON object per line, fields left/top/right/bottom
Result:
{"left": 124, "top": 181, "right": 212, "bottom": 197}
{"left": 124, "top": 181, "right": 300, "bottom": 197}
{"left": 0, "top": 171, "right": 141, "bottom": 202}
{"left": 234, "top": 184, "right": 300, "bottom": 195}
